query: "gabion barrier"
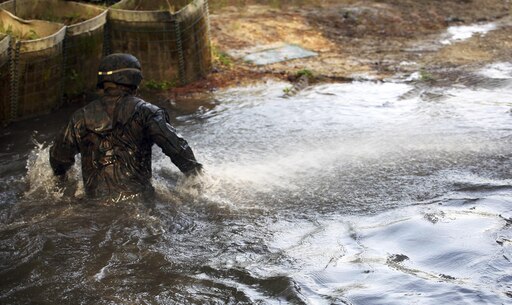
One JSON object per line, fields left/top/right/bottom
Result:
{"left": 177, "top": 0, "right": 211, "bottom": 84}
{"left": 0, "top": 9, "right": 65, "bottom": 121}
{"left": 0, "top": 0, "right": 212, "bottom": 124}
{"left": 0, "top": 0, "right": 107, "bottom": 98}
{"left": 109, "top": 0, "right": 211, "bottom": 87}
{"left": 0, "top": 34, "right": 10, "bottom": 124}
{"left": 0, "top": 0, "right": 12, "bottom": 11}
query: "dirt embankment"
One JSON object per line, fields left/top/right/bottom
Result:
{"left": 165, "top": 0, "right": 511, "bottom": 97}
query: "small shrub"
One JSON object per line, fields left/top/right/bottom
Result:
{"left": 296, "top": 68, "right": 314, "bottom": 79}
{"left": 419, "top": 68, "right": 434, "bottom": 82}
{"left": 145, "top": 80, "right": 176, "bottom": 90}
{"left": 212, "top": 45, "right": 233, "bottom": 67}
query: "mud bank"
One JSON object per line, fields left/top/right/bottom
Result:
{"left": 162, "top": 0, "right": 511, "bottom": 97}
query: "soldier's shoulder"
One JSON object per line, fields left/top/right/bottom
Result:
{"left": 75, "top": 99, "right": 104, "bottom": 120}
{"left": 68, "top": 99, "right": 101, "bottom": 122}
{"left": 135, "top": 99, "right": 164, "bottom": 115}
{"left": 83, "top": 98, "right": 103, "bottom": 111}
{"left": 116, "top": 96, "right": 164, "bottom": 123}
{"left": 116, "top": 96, "right": 156, "bottom": 112}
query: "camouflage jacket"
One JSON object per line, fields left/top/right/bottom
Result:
{"left": 50, "top": 89, "right": 202, "bottom": 199}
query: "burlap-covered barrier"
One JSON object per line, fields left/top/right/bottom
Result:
{"left": 0, "top": 34, "right": 10, "bottom": 124}
{"left": 108, "top": 0, "right": 211, "bottom": 87}
{"left": 176, "top": 0, "right": 211, "bottom": 84}
{"left": 0, "top": 0, "right": 13, "bottom": 12}
{"left": 0, "top": 0, "right": 107, "bottom": 99}
{"left": 0, "top": 9, "right": 65, "bottom": 121}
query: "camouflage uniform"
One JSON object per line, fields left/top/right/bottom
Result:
{"left": 50, "top": 54, "right": 201, "bottom": 199}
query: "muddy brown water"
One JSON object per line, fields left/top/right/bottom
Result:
{"left": 1, "top": 62, "right": 512, "bottom": 304}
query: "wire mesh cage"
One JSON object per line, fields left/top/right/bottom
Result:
{"left": 108, "top": 0, "right": 211, "bottom": 88}
{"left": 0, "top": 0, "right": 213, "bottom": 124}
{"left": 177, "top": 0, "right": 211, "bottom": 84}
{"left": 0, "top": 0, "right": 13, "bottom": 11}
{"left": 0, "top": 9, "right": 65, "bottom": 122}
{"left": 0, "top": 34, "right": 10, "bottom": 124}
{"left": 0, "top": 0, "right": 107, "bottom": 99}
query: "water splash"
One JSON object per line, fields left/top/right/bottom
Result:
{"left": 24, "top": 140, "right": 83, "bottom": 201}
{"left": 171, "top": 81, "right": 512, "bottom": 212}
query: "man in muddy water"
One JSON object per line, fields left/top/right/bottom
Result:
{"left": 49, "top": 53, "right": 203, "bottom": 201}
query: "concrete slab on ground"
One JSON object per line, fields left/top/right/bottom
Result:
{"left": 227, "top": 43, "right": 318, "bottom": 65}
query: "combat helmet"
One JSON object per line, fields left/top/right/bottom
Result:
{"left": 97, "top": 53, "right": 143, "bottom": 89}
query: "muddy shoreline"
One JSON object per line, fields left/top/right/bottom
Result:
{"left": 158, "top": 0, "right": 511, "bottom": 99}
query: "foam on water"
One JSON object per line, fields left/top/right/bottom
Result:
{"left": 478, "top": 62, "right": 512, "bottom": 79}
{"left": 440, "top": 22, "right": 497, "bottom": 45}
{"left": 145, "top": 80, "right": 512, "bottom": 212}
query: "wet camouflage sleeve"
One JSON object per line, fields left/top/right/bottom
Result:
{"left": 147, "top": 109, "right": 202, "bottom": 175}
{"left": 50, "top": 118, "right": 79, "bottom": 176}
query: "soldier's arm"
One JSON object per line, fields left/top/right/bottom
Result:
{"left": 147, "top": 109, "right": 203, "bottom": 175}
{"left": 49, "top": 118, "right": 79, "bottom": 176}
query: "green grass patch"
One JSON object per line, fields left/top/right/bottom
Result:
{"left": 296, "top": 68, "right": 314, "bottom": 79}
{"left": 144, "top": 80, "right": 176, "bottom": 90}
{"left": 419, "top": 68, "right": 434, "bottom": 82}
{"left": 212, "top": 45, "right": 233, "bottom": 67}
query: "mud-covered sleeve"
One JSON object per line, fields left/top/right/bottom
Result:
{"left": 147, "top": 109, "right": 203, "bottom": 175}
{"left": 49, "top": 118, "right": 79, "bottom": 176}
